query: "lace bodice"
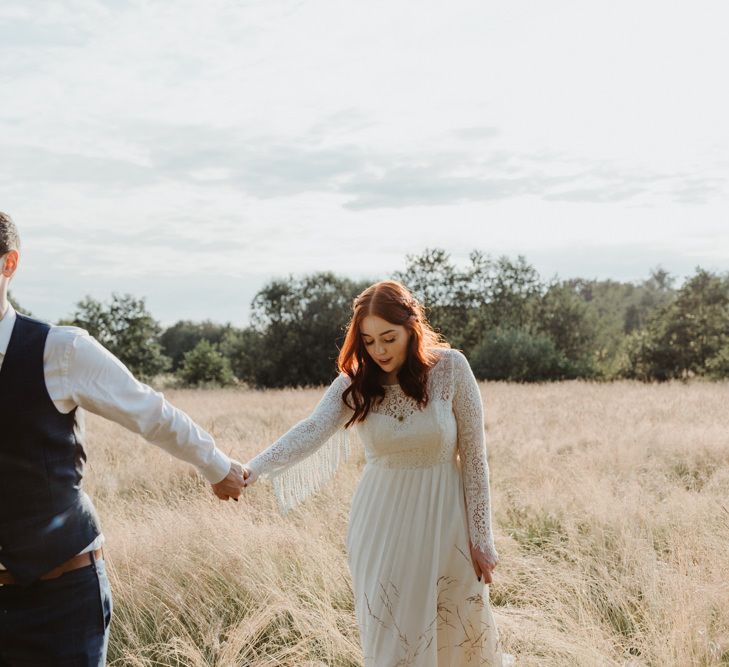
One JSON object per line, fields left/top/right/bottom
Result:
{"left": 246, "top": 348, "right": 498, "bottom": 557}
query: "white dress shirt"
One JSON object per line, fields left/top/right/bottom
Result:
{"left": 0, "top": 303, "right": 232, "bottom": 570}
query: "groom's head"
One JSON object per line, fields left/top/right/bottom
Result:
{"left": 0, "top": 211, "right": 20, "bottom": 294}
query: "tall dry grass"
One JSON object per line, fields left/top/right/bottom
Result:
{"left": 81, "top": 380, "right": 729, "bottom": 666}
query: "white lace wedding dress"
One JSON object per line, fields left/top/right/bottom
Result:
{"left": 246, "top": 348, "right": 512, "bottom": 666}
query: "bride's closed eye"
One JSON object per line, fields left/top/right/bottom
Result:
{"left": 364, "top": 338, "right": 396, "bottom": 346}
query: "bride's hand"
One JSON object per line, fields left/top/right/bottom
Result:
{"left": 469, "top": 539, "right": 499, "bottom": 584}
{"left": 242, "top": 464, "right": 258, "bottom": 487}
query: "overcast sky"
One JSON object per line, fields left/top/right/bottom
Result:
{"left": 1, "top": 0, "right": 727, "bottom": 325}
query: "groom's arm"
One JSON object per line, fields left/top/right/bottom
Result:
{"left": 48, "top": 326, "right": 233, "bottom": 486}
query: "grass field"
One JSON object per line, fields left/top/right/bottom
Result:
{"left": 82, "top": 380, "right": 729, "bottom": 666}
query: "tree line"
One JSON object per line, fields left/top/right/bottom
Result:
{"left": 9, "top": 248, "right": 729, "bottom": 386}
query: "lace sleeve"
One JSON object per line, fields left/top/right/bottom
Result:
{"left": 245, "top": 373, "right": 354, "bottom": 514}
{"left": 451, "top": 350, "right": 498, "bottom": 559}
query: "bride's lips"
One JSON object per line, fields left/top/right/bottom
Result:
{"left": 379, "top": 357, "right": 393, "bottom": 364}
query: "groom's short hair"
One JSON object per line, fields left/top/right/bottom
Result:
{"left": 0, "top": 211, "right": 20, "bottom": 255}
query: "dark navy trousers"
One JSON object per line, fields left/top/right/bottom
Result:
{"left": 0, "top": 553, "right": 112, "bottom": 666}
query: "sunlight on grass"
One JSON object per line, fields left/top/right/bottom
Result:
{"left": 82, "top": 380, "right": 729, "bottom": 666}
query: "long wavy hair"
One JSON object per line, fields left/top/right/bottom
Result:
{"left": 338, "top": 280, "right": 450, "bottom": 427}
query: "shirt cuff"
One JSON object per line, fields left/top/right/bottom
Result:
{"left": 199, "top": 448, "right": 232, "bottom": 484}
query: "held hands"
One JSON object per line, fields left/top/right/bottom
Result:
{"left": 210, "top": 461, "right": 259, "bottom": 501}
{"left": 211, "top": 460, "right": 246, "bottom": 501}
{"left": 469, "top": 538, "right": 499, "bottom": 584}
{"left": 242, "top": 464, "right": 258, "bottom": 487}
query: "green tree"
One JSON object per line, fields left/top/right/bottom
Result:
{"left": 623, "top": 267, "right": 676, "bottom": 333}
{"left": 219, "top": 327, "right": 265, "bottom": 383}
{"left": 620, "top": 327, "right": 674, "bottom": 381}
{"left": 393, "top": 248, "right": 471, "bottom": 345}
{"left": 620, "top": 268, "right": 729, "bottom": 380}
{"left": 178, "top": 339, "right": 234, "bottom": 387}
{"left": 67, "top": 293, "right": 170, "bottom": 381}
{"left": 567, "top": 269, "right": 676, "bottom": 377}
{"left": 394, "top": 249, "right": 544, "bottom": 352}
{"left": 470, "top": 253, "right": 542, "bottom": 329}
{"left": 244, "top": 272, "right": 370, "bottom": 388}
{"left": 396, "top": 249, "right": 606, "bottom": 380}
{"left": 470, "top": 329, "right": 570, "bottom": 382}
{"left": 706, "top": 345, "right": 729, "bottom": 379}
{"left": 535, "top": 281, "right": 600, "bottom": 377}
{"left": 160, "top": 320, "right": 236, "bottom": 371}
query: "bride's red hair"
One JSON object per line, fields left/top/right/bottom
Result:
{"left": 337, "top": 280, "right": 450, "bottom": 427}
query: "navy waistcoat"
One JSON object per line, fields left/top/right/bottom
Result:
{"left": 0, "top": 313, "right": 101, "bottom": 586}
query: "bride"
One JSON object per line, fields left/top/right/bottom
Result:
{"left": 242, "top": 280, "right": 512, "bottom": 666}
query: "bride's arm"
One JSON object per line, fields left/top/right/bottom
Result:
{"left": 244, "top": 373, "right": 353, "bottom": 483}
{"left": 451, "top": 350, "right": 499, "bottom": 562}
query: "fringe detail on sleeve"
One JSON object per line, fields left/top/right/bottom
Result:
{"left": 270, "top": 428, "right": 352, "bottom": 515}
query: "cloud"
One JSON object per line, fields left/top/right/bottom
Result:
{"left": 340, "top": 167, "right": 531, "bottom": 210}
{"left": 25, "top": 215, "right": 286, "bottom": 268}
{"left": 451, "top": 126, "right": 500, "bottom": 141}
{"left": 337, "top": 152, "right": 693, "bottom": 209}
{"left": 670, "top": 176, "right": 728, "bottom": 205}
{"left": 0, "top": 18, "right": 87, "bottom": 48}
{"left": 17, "top": 266, "right": 267, "bottom": 327}
{"left": 0, "top": 144, "right": 154, "bottom": 187}
{"left": 4, "top": 120, "right": 724, "bottom": 210}
{"left": 1, "top": 0, "right": 726, "bottom": 212}
{"left": 2, "top": 0, "right": 728, "bottom": 329}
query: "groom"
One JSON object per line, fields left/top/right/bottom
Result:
{"left": 0, "top": 211, "right": 246, "bottom": 665}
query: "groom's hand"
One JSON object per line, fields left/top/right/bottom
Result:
{"left": 211, "top": 460, "right": 245, "bottom": 501}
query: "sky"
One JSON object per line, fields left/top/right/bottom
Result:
{"left": 1, "top": 0, "right": 727, "bottom": 326}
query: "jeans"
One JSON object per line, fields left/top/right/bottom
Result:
{"left": 0, "top": 552, "right": 113, "bottom": 666}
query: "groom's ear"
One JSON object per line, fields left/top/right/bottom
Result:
{"left": 1, "top": 250, "right": 19, "bottom": 279}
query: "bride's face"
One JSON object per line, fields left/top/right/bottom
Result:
{"left": 360, "top": 314, "right": 410, "bottom": 377}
